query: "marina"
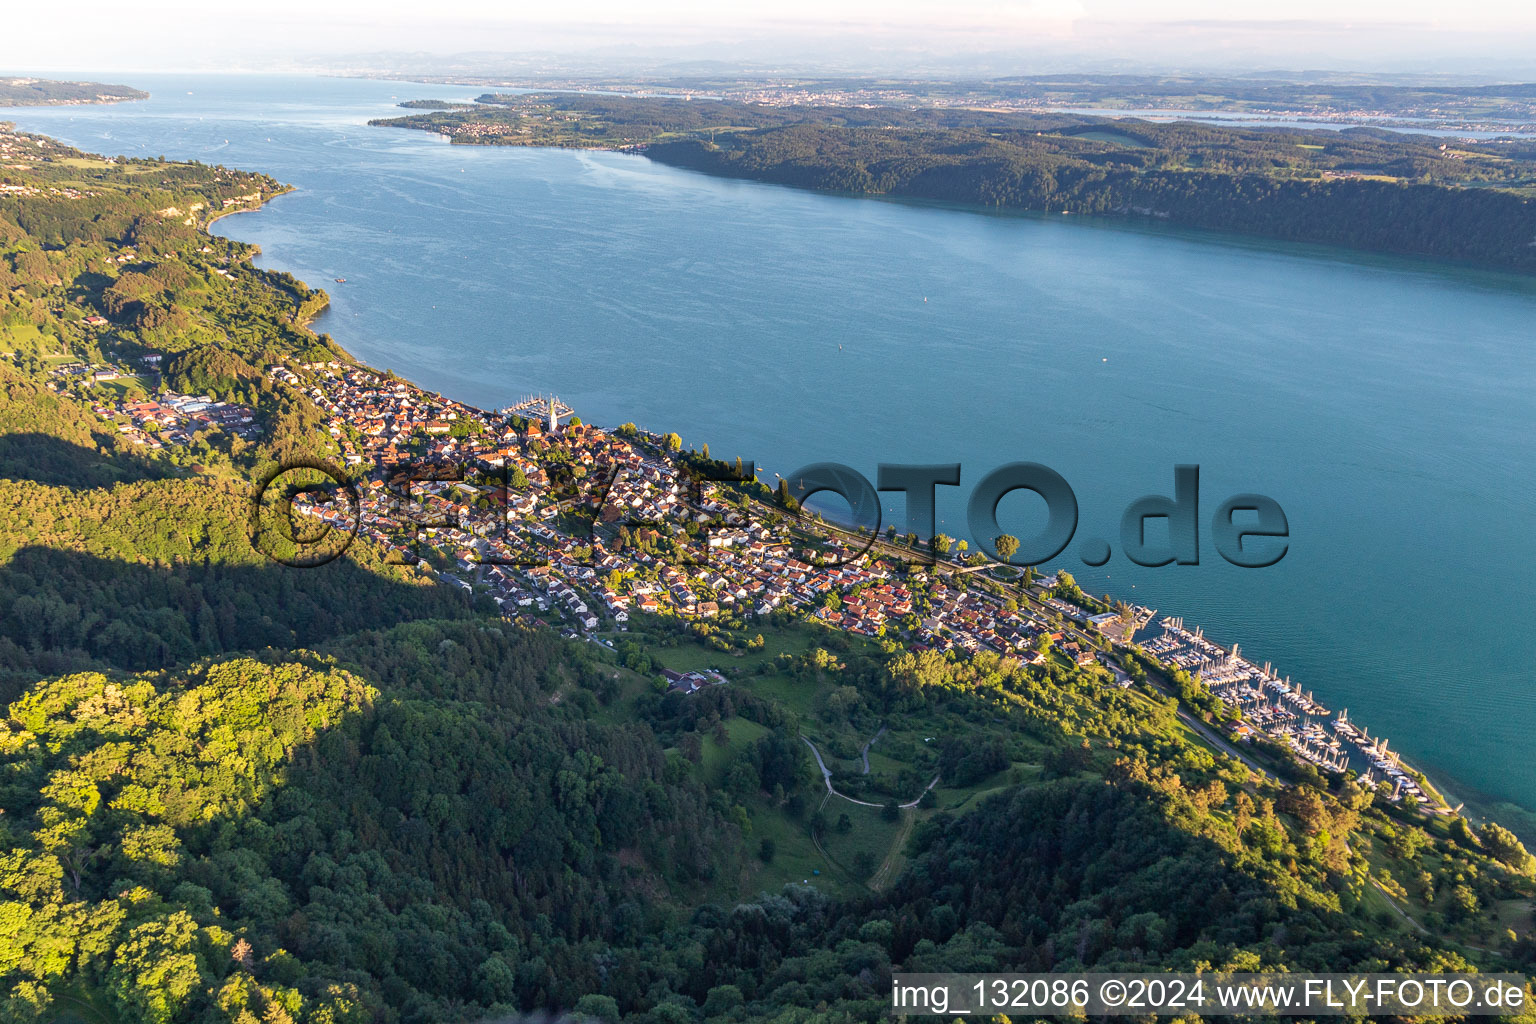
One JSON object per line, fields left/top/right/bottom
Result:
{"left": 1142, "top": 617, "right": 1439, "bottom": 808}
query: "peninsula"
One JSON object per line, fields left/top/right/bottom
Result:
{"left": 372, "top": 91, "right": 1536, "bottom": 274}
{"left": 0, "top": 75, "right": 148, "bottom": 106}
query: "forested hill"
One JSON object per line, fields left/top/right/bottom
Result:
{"left": 0, "top": 77, "right": 147, "bottom": 106}
{"left": 373, "top": 93, "right": 1536, "bottom": 275}
{"left": 3, "top": 127, "right": 1536, "bottom": 1024}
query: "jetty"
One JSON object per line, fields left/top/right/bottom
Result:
{"left": 1143, "top": 617, "right": 1438, "bottom": 808}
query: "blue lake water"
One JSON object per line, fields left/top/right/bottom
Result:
{"left": 7, "top": 73, "right": 1536, "bottom": 826}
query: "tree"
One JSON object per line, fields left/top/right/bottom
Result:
{"left": 107, "top": 912, "right": 209, "bottom": 1024}
{"left": 758, "top": 837, "right": 776, "bottom": 862}
{"left": 995, "top": 534, "right": 1020, "bottom": 563}
{"left": 1388, "top": 825, "right": 1428, "bottom": 861}
{"left": 882, "top": 801, "right": 900, "bottom": 822}
{"left": 931, "top": 533, "right": 952, "bottom": 557}
{"left": 1478, "top": 823, "right": 1536, "bottom": 875}
{"left": 573, "top": 994, "right": 621, "bottom": 1023}
{"left": 663, "top": 432, "right": 682, "bottom": 452}
{"left": 474, "top": 956, "right": 517, "bottom": 1004}
{"left": 703, "top": 984, "right": 745, "bottom": 1016}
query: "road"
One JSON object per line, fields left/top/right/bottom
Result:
{"left": 859, "top": 725, "right": 886, "bottom": 774}
{"left": 803, "top": 735, "right": 937, "bottom": 808}
{"left": 1175, "top": 705, "right": 1280, "bottom": 784}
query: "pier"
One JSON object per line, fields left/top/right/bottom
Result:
{"left": 503, "top": 394, "right": 575, "bottom": 434}
{"left": 1144, "top": 617, "right": 1437, "bottom": 807}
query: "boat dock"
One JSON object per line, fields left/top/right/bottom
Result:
{"left": 1143, "top": 617, "right": 1435, "bottom": 807}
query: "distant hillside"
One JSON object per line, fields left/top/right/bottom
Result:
{"left": 0, "top": 75, "right": 147, "bottom": 106}
{"left": 374, "top": 91, "right": 1536, "bottom": 276}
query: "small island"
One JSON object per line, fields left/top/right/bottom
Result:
{"left": 0, "top": 75, "right": 148, "bottom": 106}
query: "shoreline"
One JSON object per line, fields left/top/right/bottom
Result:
{"left": 1143, "top": 617, "right": 1455, "bottom": 813}
{"left": 202, "top": 182, "right": 296, "bottom": 230}
{"left": 153, "top": 118, "right": 1534, "bottom": 839}
{"left": 370, "top": 119, "right": 1536, "bottom": 283}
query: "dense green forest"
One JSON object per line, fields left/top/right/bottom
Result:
{"left": 373, "top": 93, "right": 1536, "bottom": 273}
{"left": 2, "top": 125, "right": 1535, "bottom": 1023}
{"left": 0, "top": 78, "right": 147, "bottom": 107}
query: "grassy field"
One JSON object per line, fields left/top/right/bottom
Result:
{"left": 54, "top": 157, "right": 158, "bottom": 175}
{"left": 0, "top": 323, "right": 48, "bottom": 357}
{"left": 584, "top": 662, "right": 656, "bottom": 728}
{"left": 647, "top": 620, "right": 844, "bottom": 676}
{"left": 1493, "top": 897, "right": 1534, "bottom": 936}
{"left": 677, "top": 714, "right": 858, "bottom": 900}
{"left": 1357, "top": 828, "right": 1535, "bottom": 947}
{"left": 736, "top": 795, "right": 845, "bottom": 897}
{"left": 815, "top": 799, "right": 908, "bottom": 885}
{"left": 934, "top": 762, "right": 1043, "bottom": 814}
{"left": 1357, "top": 868, "right": 1418, "bottom": 932}
{"left": 743, "top": 669, "right": 825, "bottom": 712}
{"left": 1068, "top": 129, "right": 1152, "bottom": 148}
{"left": 698, "top": 716, "right": 771, "bottom": 785}
{"left": 88, "top": 376, "right": 151, "bottom": 401}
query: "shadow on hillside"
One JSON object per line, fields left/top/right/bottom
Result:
{"left": 0, "top": 543, "right": 483, "bottom": 704}
{"left": 875, "top": 774, "right": 1356, "bottom": 968}
{"left": 0, "top": 432, "right": 174, "bottom": 489}
{"left": 6, "top": 606, "right": 751, "bottom": 1022}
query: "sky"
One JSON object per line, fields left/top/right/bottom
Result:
{"left": 5, "top": 0, "right": 1536, "bottom": 77}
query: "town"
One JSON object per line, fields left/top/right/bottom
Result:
{"left": 273, "top": 362, "right": 1125, "bottom": 666}
{"left": 21, "top": 348, "right": 261, "bottom": 449}
{"left": 269, "top": 359, "right": 1447, "bottom": 808}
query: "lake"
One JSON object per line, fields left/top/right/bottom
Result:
{"left": 7, "top": 72, "right": 1535, "bottom": 828}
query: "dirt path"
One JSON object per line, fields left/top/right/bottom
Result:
{"left": 1370, "top": 877, "right": 1430, "bottom": 935}
{"left": 860, "top": 725, "right": 886, "bottom": 774}
{"left": 868, "top": 808, "right": 916, "bottom": 892}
